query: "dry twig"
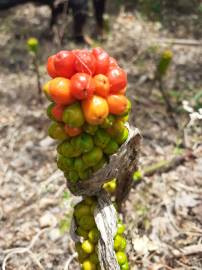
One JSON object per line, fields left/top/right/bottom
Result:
{"left": 2, "top": 228, "right": 51, "bottom": 270}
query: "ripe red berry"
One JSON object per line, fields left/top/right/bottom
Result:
{"left": 74, "top": 50, "right": 96, "bottom": 76}
{"left": 70, "top": 73, "right": 95, "bottom": 100}
{"left": 54, "top": 50, "right": 76, "bottom": 78}
{"left": 107, "top": 67, "right": 127, "bottom": 93}
{"left": 46, "top": 55, "right": 58, "bottom": 78}
{"left": 92, "top": 47, "right": 109, "bottom": 74}
{"left": 108, "top": 57, "right": 119, "bottom": 70}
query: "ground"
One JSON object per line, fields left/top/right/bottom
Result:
{"left": 0, "top": 3, "right": 202, "bottom": 270}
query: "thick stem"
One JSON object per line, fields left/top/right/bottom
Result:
{"left": 158, "top": 77, "right": 178, "bottom": 129}
{"left": 33, "top": 55, "right": 42, "bottom": 99}
{"left": 115, "top": 132, "right": 141, "bottom": 210}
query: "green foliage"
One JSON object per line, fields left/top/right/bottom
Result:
{"left": 138, "top": 0, "right": 163, "bottom": 18}
{"left": 173, "top": 138, "right": 184, "bottom": 155}
{"left": 59, "top": 217, "right": 70, "bottom": 234}
{"left": 198, "top": 3, "right": 202, "bottom": 13}
{"left": 193, "top": 90, "right": 202, "bottom": 110}
{"left": 63, "top": 191, "right": 70, "bottom": 200}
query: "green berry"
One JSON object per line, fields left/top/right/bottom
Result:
{"left": 75, "top": 243, "right": 88, "bottom": 263}
{"left": 71, "top": 134, "right": 94, "bottom": 154}
{"left": 67, "top": 170, "right": 79, "bottom": 182}
{"left": 88, "top": 228, "right": 100, "bottom": 244}
{"left": 100, "top": 115, "right": 116, "bottom": 129}
{"left": 62, "top": 102, "right": 84, "bottom": 128}
{"left": 82, "top": 147, "right": 103, "bottom": 167}
{"left": 57, "top": 155, "right": 74, "bottom": 172}
{"left": 48, "top": 122, "right": 67, "bottom": 141}
{"left": 83, "top": 197, "right": 96, "bottom": 206}
{"left": 79, "top": 169, "right": 92, "bottom": 181}
{"left": 103, "top": 140, "right": 119, "bottom": 155}
{"left": 121, "top": 261, "right": 129, "bottom": 270}
{"left": 74, "top": 158, "right": 87, "bottom": 172}
{"left": 115, "top": 127, "right": 129, "bottom": 145}
{"left": 116, "top": 251, "right": 127, "bottom": 265}
{"left": 57, "top": 140, "right": 81, "bottom": 158}
{"left": 117, "top": 223, "right": 126, "bottom": 235}
{"left": 81, "top": 260, "right": 96, "bottom": 270}
{"left": 92, "top": 156, "right": 107, "bottom": 172}
{"left": 82, "top": 240, "right": 94, "bottom": 254}
{"left": 89, "top": 253, "right": 99, "bottom": 264}
{"left": 83, "top": 124, "right": 98, "bottom": 135}
{"left": 74, "top": 204, "right": 91, "bottom": 221}
{"left": 78, "top": 215, "right": 96, "bottom": 231}
{"left": 94, "top": 129, "right": 111, "bottom": 149}
{"left": 76, "top": 227, "right": 89, "bottom": 239}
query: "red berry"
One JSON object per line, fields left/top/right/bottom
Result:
{"left": 54, "top": 50, "right": 76, "bottom": 78}
{"left": 107, "top": 67, "right": 127, "bottom": 93}
{"left": 46, "top": 55, "right": 58, "bottom": 78}
{"left": 92, "top": 47, "right": 109, "bottom": 74}
{"left": 70, "top": 73, "right": 95, "bottom": 100}
{"left": 108, "top": 57, "right": 119, "bottom": 70}
{"left": 74, "top": 50, "right": 96, "bottom": 76}
{"left": 51, "top": 104, "right": 65, "bottom": 121}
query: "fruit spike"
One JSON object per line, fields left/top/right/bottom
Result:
{"left": 45, "top": 48, "right": 129, "bottom": 182}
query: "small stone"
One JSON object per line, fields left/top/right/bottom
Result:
{"left": 39, "top": 212, "right": 57, "bottom": 228}
{"left": 49, "top": 228, "right": 61, "bottom": 241}
{"left": 39, "top": 137, "right": 54, "bottom": 148}
{"left": 39, "top": 198, "right": 56, "bottom": 209}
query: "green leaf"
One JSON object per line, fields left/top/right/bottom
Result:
{"left": 63, "top": 191, "right": 70, "bottom": 200}
{"left": 59, "top": 218, "right": 70, "bottom": 234}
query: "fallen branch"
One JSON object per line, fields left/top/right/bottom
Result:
{"left": 143, "top": 155, "right": 186, "bottom": 176}
{"left": 158, "top": 77, "right": 178, "bottom": 129}
{"left": 2, "top": 228, "right": 50, "bottom": 270}
{"left": 64, "top": 252, "right": 77, "bottom": 270}
{"left": 152, "top": 38, "right": 202, "bottom": 46}
{"left": 172, "top": 244, "right": 202, "bottom": 258}
{"left": 133, "top": 151, "right": 195, "bottom": 183}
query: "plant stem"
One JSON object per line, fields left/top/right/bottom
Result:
{"left": 33, "top": 54, "right": 42, "bottom": 99}
{"left": 158, "top": 77, "right": 178, "bottom": 129}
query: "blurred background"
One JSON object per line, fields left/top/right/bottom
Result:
{"left": 0, "top": 1, "right": 202, "bottom": 270}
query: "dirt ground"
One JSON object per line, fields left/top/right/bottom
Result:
{"left": 0, "top": 3, "right": 202, "bottom": 270}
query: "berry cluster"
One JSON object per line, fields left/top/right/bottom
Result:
{"left": 73, "top": 197, "right": 129, "bottom": 270}
{"left": 44, "top": 48, "right": 131, "bottom": 183}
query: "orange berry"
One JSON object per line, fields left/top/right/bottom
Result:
{"left": 49, "top": 77, "right": 75, "bottom": 105}
{"left": 93, "top": 74, "right": 110, "bottom": 98}
{"left": 82, "top": 95, "right": 109, "bottom": 125}
{"left": 117, "top": 87, "right": 126, "bottom": 95}
{"left": 42, "top": 81, "right": 52, "bottom": 100}
{"left": 107, "top": 95, "right": 128, "bottom": 115}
